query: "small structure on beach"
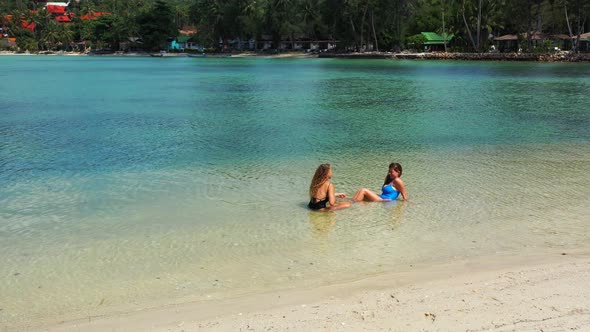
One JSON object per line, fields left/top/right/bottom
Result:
{"left": 421, "top": 32, "right": 454, "bottom": 52}
{"left": 256, "top": 36, "right": 273, "bottom": 51}
{"left": 222, "top": 35, "right": 336, "bottom": 52}
{"left": 493, "top": 34, "right": 518, "bottom": 52}
{"left": 494, "top": 32, "right": 583, "bottom": 52}
{"left": 119, "top": 37, "right": 144, "bottom": 52}
{"left": 169, "top": 36, "right": 203, "bottom": 52}
{"left": 277, "top": 37, "right": 337, "bottom": 52}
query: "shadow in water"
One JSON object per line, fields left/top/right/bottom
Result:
{"left": 383, "top": 200, "right": 407, "bottom": 230}
{"left": 306, "top": 200, "right": 407, "bottom": 242}
{"left": 308, "top": 211, "right": 337, "bottom": 239}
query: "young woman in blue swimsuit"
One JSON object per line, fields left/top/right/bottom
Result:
{"left": 308, "top": 164, "right": 351, "bottom": 211}
{"left": 352, "top": 162, "right": 408, "bottom": 202}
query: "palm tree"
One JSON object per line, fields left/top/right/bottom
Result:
{"left": 58, "top": 23, "right": 74, "bottom": 50}
{"left": 80, "top": 0, "right": 96, "bottom": 20}
{"left": 41, "top": 20, "right": 62, "bottom": 50}
{"left": 190, "top": 0, "right": 225, "bottom": 47}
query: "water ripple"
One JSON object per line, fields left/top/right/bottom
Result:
{"left": 2, "top": 58, "right": 590, "bottom": 328}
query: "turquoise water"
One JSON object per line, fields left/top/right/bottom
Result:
{"left": 1, "top": 56, "right": 590, "bottom": 328}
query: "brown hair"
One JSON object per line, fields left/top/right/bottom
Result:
{"left": 309, "top": 164, "right": 331, "bottom": 198}
{"left": 383, "top": 162, "right": 403, "bottom": 185}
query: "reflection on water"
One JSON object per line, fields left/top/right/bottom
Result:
{"left": 385, "top": 200, "right": 407, "bottom": 229}
{"left": 309, "top": 211, "right": 337, "bottom": 239}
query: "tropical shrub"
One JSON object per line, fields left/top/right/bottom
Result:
{"left": 406, "top": 34, "right": 427, "bottom": 52}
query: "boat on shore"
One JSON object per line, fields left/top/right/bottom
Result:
{"left": 187, "top": 53, "right": 234, "bottom": 58}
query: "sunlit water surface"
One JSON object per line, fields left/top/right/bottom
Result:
{"left": 1, "top": 56, "right": 589, "bottom": 328}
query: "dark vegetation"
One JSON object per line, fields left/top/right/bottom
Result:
{"left": 0, "top": 0, "right": 588, "bottom": 53}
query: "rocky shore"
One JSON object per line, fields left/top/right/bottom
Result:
{"left": 320, "top": 51, "right": 590, "bottom": 62}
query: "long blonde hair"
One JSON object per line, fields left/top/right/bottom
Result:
{"left": 309, "top": 164, "right": 331, "bottom": 198}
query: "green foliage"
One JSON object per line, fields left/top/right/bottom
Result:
{"left": 1, "top": 0, "right": 589, "bottom": 52}
{"left": 189, "top": 0, "right": 226, "bottom": 48}
{"left": 92, "top": 15, "right": 128, "bottom": 50}
{"left": 406, "top": 33, "right": 426, "bottom": 51}
{"left": 0, "top": 39, "right": 9, "bottom": 49}
{"left": 76, "top": 19, "right": 98, "bottom": 45}
{"left": 14, "top": 29, "right": 38, "bottom": 51}
{"left": 408, "top": 0, "right": 443, "bottom": 34}
{"left": 534, "top": 39, "right": 555, "bottom": 53}
{"left": 137, "top": 0, "right": 177, "bottom": 51}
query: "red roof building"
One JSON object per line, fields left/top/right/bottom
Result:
{"left": 54, "top": 15, "right": 71, "bottom": 23}
{"left": 80, "top": 12, "right": 110, "bottom": 21}
{"left": 45, "top": 2, "right": 70, "bottom": 14}
{"left": 3, "top": 15, "right": 36, "bottom": 32}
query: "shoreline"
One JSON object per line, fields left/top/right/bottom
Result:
{"left": 319, "top": 51, "right": 590, "bottom": 62}
{"left": 22, "top": 247, "right": 590, "bottom": 332}
{"left": 2, "top": 50, "right": 590, "bottom": 62}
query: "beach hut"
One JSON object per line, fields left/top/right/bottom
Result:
{"left": 553, "top": 32, "right": 590, "bottom": 52}
{"left": 493, "top": 34, "right": 518, "bottom": 52}
{"left": 119, "top": 37, "right": 143, "bottom": 52}
{"left": 549, "top": 34, "right": 571, "bottom": 50}
{"left": 170, "top": 36, "right": 189, "bottom": 51}
{"left": 186, "top": 38, "right": 203, "bottom": 52}
{"left": 494, "top": 32, "right": 554, "bottom": 52}
{"left": 308, "top": 39, "right": 337, "bottom": 52}
{"left": 421, "top": 32, "right": 454, "bottom": 52}
{"left": 169, "top": 36, "right": 203, "bottom": 52}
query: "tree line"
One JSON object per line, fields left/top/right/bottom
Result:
{"left": 0, "top": 0, "right": 588, "bottom": 52}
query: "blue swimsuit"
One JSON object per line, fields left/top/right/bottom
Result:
{"left": 379, "top": 184, "right": 399, "bottom": 200}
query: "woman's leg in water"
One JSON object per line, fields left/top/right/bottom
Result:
{"left": 352, "top": 188, "right": 384, "bottom": 202}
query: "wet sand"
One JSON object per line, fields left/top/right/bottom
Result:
{"left": 29, "top": 248, "right": 590, "bottom": 332}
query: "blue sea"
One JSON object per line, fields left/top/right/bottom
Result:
{"left": 1, "top": 55, "right": 589, "bottom": 328}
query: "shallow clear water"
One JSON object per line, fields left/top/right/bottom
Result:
{"left": 1, "top": 56, "right": 589, "bottom": 327}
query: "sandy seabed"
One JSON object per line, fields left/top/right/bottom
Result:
{"left": 25, "top": 248, "right": 590, "bottom": 332}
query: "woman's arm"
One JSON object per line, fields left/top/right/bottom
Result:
{"left": 328, "top": 183, "right": 337, "bottom": 206}
{"left": 394, "top": 178, "right": 408, "bottom": 200}
{"left": 328, "top": 183, "right": 352, "bottom": 210}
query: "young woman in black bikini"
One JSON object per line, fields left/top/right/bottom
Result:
{"left": 308, "top": 164, "right": 351, "bottom": 211}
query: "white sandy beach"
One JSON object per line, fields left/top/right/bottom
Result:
{"left": 28, "top": 248, "right": 590, "bottom": 332}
